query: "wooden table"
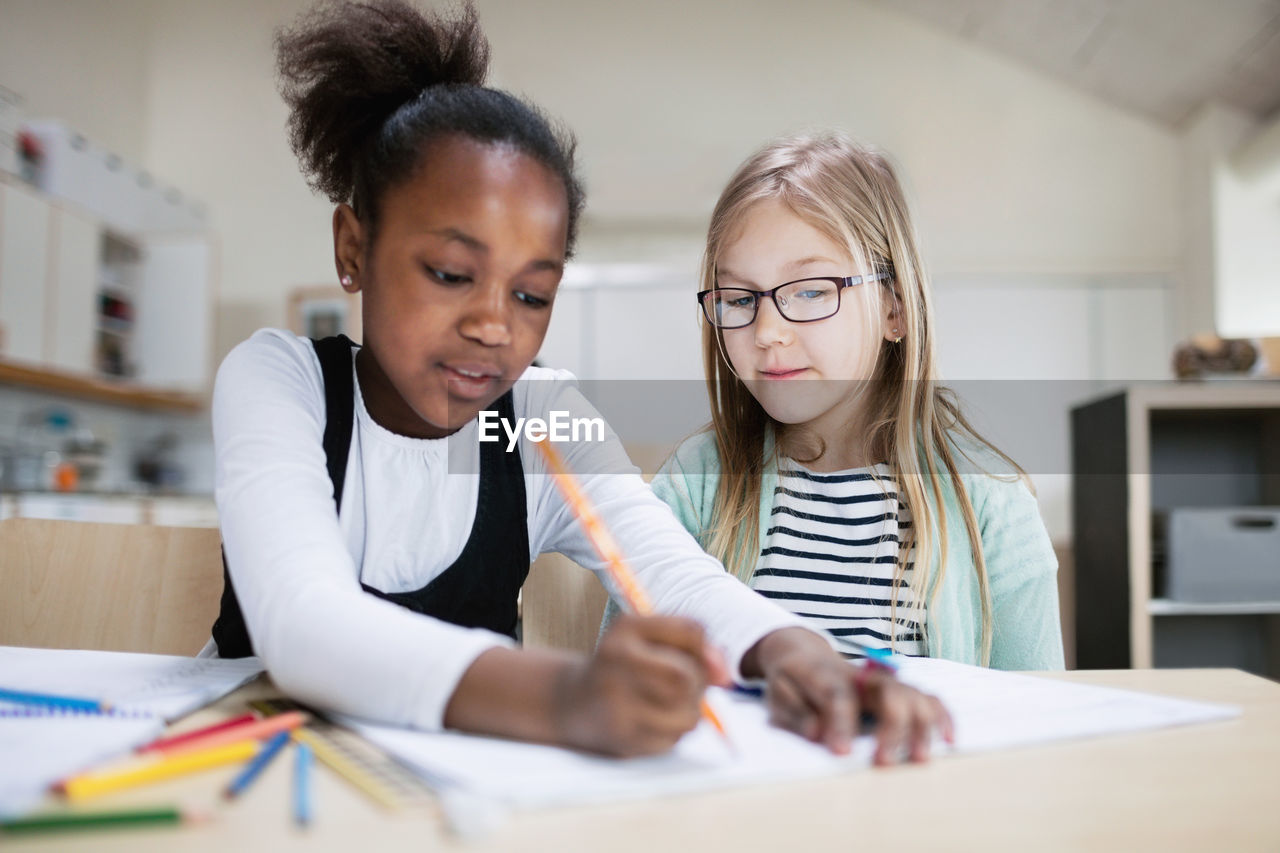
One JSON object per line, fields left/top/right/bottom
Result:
{"left": 7, "top": 669, "right": 1280, "bottom": 852}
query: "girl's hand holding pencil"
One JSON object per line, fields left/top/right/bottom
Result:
{"left": 741, "top": 627, "right": 954, "bottom": 764}
{"left": 536, "top": 438, "right": 734, "bottom": 756}
{"left": 558, "top": 613, "right": 731, "bottom": 758}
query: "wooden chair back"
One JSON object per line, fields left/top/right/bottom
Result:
{"left": 0, "top": 518, "right": 223, "bottom": 655}
{"left": 522, "top": 553, "right": 609, "bottom": 655}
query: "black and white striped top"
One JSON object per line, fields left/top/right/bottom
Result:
{"left": 749, "top": 462, "right": 926, "bottom": 660}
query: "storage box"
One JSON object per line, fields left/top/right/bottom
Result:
{"left": 1166, "top": 507, "right": 1280, "bottom": 602}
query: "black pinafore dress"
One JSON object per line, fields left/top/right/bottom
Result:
{"left": 211, "top": 335, "right": 530, "bottom": 657}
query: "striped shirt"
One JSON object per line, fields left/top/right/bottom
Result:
{"left": 750, "top": 462, "right": 926, "bottom": 660}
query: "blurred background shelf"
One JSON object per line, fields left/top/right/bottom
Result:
{"left": 0, "top": 491, "right": 217, "bottom": 527}
{"left": 0, "top": 358, "right": 203, "bottom": 412}
{"left": 1148, "top": 599, "right": 1280, "bottom": 616}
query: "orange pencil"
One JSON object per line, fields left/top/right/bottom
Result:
{"left": 535, "top": 439, "right": 732, "bottom": 745}
{"left": 139, "top": 713, "right": 258, "bottom": 754}
{"left": 157, "top": 711, "right": 307, "bottom": 756}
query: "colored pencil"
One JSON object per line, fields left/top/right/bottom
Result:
{"left": 61, "top": 740, "right": 260, "bottom": 801}
{"left": 290, "top": 727, "right": 401, "bottom": 811}
{"left": 0, "top": 806, "right": 207, "bottom": 835}
{"left": 139, "top": 712, "right": 257, "bottom": 754}
{"left": 294, "top": 740, "right": 313, "bottom": 828}
{"left": 223, "top": 730, "right": 291, "bottom": 799}
{"left": 863, "top": 646, "right": 900, "bottom": 673}
{"left": 154, "top": 711, "right": 306, "bottom": 756}
{"left": 535, "top": 439, "right": 732, "bottom": 744}
{"left": 0, "top": 687, "right": 109, "bottom": 714}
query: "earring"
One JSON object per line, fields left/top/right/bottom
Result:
{"left": 892, "top": 330, "right": 903, "bottom": 344}
{"left": 340, "top": 274, "right": 353, "bottom": 287}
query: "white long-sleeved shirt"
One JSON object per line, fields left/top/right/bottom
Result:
{"left": 209, "top": 329, "right": 802, "bottom": 730}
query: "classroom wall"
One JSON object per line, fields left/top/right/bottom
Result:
{"left": 0, "top": 0, "right": 1184, "bottom": 356}
{"left": 1212, "top": 112, "right": 1280, "bottom": 340}
{"left": 128, "top": 0, "right": 1183, "bottom": 359}
{"left": 1, "top": 0, "right": 1194, "bottom": 550}
{"left": 0, "top": 0, "right": 155, "bottom": 166}
{"left": 1179, "top": 103, "right": 1280, "bottom": 343}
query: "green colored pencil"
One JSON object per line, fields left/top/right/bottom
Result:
{"left": 0, "top": 806, "right": 207, "bottom": 835}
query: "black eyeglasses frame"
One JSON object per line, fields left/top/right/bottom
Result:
{"left": 696, "top": 272, "right": 894, "bottom": 329}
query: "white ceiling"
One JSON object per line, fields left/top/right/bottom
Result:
{"left": 875, "top": 0, "right": 1280, "bottom": 127}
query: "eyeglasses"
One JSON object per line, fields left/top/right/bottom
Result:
{"left": 696, "top": 273, "right": 893, "bottom": 329}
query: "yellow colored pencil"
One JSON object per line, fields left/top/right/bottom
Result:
{"left": 535, "top": 439, "right": 732, "bottom": 744}
{"left": 62, "top": 740, "right": 260, "bottom": 801}
{"left": 291, "top": 729, "right": 401, "bottom": 811}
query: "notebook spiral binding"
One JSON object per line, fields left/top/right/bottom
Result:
{"left": 0, "top": 705, "right": 155, "bottom": 719}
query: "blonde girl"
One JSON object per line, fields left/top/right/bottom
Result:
{"left": 606, "top": 133, "right": 1063, "bottom": 674}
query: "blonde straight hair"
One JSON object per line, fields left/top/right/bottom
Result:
{"left": 699, "top": 133, "right": 1024, "bottom": 665}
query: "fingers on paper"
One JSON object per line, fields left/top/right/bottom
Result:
{"left": 863, "top": 676, "right": 950, "bottom": 766}
{"left": 765, "top": 672, "right": 822, "bottom": 743}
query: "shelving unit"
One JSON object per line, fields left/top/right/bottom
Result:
{"left": 1072, "top": 383, "right": 1280, "bottom": 676}
{"left": 0, "top": 358, "right": 202, "bottom": 411}
{"left": 94, "top": 231, "right": 141, "bottom": 378}
{"left": 0, "top": 172, "right": 214, "bottom": 396}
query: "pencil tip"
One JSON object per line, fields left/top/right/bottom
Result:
{"left": 184, "top": 808, "right": 215, "bottom": 826}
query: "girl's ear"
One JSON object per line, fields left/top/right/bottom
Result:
{"left": 881, "top": 283, "right": 904, "bottom": 343}
{"left": 333, "top": 204, "right": 365, "bottom": 293}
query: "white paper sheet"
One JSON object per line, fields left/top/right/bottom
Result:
{"left": 892, "top": 656, "right": 1238, "bottom": 753}
{"left": 0, "top": 646, "right": 264, "bottom": 817}
{"left": 0, "top": 714, "right": 163, "bottom": 818}
{"left": 0, "top": 646, "right": 262, "bottom": 719}
{"left": 345, "top": 657, "right": 1239, "bottom": 811}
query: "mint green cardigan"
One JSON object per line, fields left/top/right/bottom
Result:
{"left": 601, "top": 431, "right": 1064, "bottom": 671}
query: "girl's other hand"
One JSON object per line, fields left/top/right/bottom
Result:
{"left": 556, "top": 613, "right": 715, "bottom": 757}
{"left": 742, "top": 627, "right": 954, "bottom": 763}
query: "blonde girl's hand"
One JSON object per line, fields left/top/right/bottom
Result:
{"left": 742, "top": 627, "right": 954, "bottom": 763}
{"left": 555, "top": 613, "right": 721, "bottom": 758}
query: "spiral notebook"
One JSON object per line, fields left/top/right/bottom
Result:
{"left": 0, "top": 646, "right": 263, "bottom": 817}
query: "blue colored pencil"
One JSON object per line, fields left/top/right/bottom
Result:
{"left": 293, "top": 740, "right": 312, "bottom": 828}
{"left": 0, "top": 687, "right": 109, "bottom": 713}
{"left": 863, "top": 646, "right": 900, "bottom": 673}
{"left": 223, "top": 730, "right": 291, "bottom": 800}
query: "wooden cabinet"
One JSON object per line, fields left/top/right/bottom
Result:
{"left": 1072, "top": 383, "right": 1280, "bottom": 677}
{"left": 48, "top": 205, "right": 100, "bottom": 373}
{"left": 0, "top": 175, "right": 214, "bottom": 399}
{"left": 134, "top": 236, "right": 213, "bottom": 390}
{"left": 0, "top": 180, "right": 51, "bottom": 363}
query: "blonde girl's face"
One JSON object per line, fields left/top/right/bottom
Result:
{"left": 715, "top": 198, "right": 896, "bottom": 432}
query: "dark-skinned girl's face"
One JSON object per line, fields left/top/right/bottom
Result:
{"left": 334, "top": 135, "right": 569, "bottom": 439}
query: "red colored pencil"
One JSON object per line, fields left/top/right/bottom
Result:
{"left": 138, "top": 713, "right": 257, "bottom": 754}
{"left": 159, "top": 712, "right": 306, "bottom": 756}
